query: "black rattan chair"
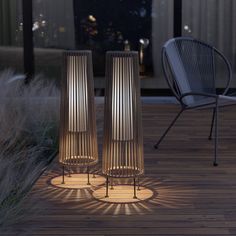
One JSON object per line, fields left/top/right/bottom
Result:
{"left": 154, "top": 37, "right": 236, "bottom": 166}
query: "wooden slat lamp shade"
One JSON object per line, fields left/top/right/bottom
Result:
{"left": 59, "top": 51, "right": 98, "bottom": 167}
{"left": 102, "top": 51, "right": 144, "bottom": 178}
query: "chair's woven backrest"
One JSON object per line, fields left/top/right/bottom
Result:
{"left": 162, "top": 37, "right": 231, "bottom": 106}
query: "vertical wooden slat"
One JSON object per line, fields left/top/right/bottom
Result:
{"left": 59, "top": 51, "right": 98, "bottom": 168}
{"left": 103, "top": 51, "right": 144, "bottom": 178}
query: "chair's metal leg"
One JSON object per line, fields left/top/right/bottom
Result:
{"left": 214, "top": 102, "right": 219, "bottom": 167}
{"left": 87, "top": 166, "right": 91, "bottom": 185}
{"left": 133, "top": 177, "right": 137, "bottom": 199}
{"left": 209, "top": 108, "right": 216, "bottom": 140}
{"left": 105, "top": 176, "right": 109, "bottom": 198}
{"left": 154, "top": 108, "right": 184, "bottom": 149}
{"left": 92, "top": 173, "right": 96, "bottom": 178}
{"left": 61, "top": 165, "right": 65, "bottom": 184}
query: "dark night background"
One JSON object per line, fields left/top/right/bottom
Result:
{"left": 73, "top": 0, "right": 152, "bottom": 75}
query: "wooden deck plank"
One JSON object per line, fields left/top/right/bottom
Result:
{"left": 2, "top": 104, "right": 236, "bottom": 235}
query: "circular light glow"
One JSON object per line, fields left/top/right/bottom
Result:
{"left": 50, "top": 174, "right": 106, "bottom": 189}
{"left": 93, "top": 185, "right": 154, "bottom": 203}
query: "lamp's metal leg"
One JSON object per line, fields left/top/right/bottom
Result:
{"left": 87, "top": 166, "right": 91, "bottom": 185}
{"left": 209, "top": 108, "right": 216, "bottom": 140}
{"left": 61, "top": 165, "right": 65, "bottom": 184}
{"left": 110, "top": 177, "right": 114, "bottom": 190}
{"left": 214, "top": 102, "right": 219, "bottom": 166}
{"left": 154, "top": 108, "right": 184, "bottom": 149}
{"left": 137, "top": 177, "right": 140, "bottom": 191}
{"left": 68, "top": 166, "right": 71, "bottom": 177}
{"left": 105, "top": 176, "right": 109, "bottom": 198}
{"left": 133, "top": 177, "right": 137, "bottom": 199}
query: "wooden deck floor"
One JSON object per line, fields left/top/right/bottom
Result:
{"left": 2, "top": 104, "right": 236, "bottom": 236}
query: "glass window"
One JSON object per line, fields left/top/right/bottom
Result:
{"left": 32, "top": 0, "right": 174, "bottom": 90}
{"left": 182, "top": 0, "right": 236, "bottom": 88}
{"left": 33, "top": 0, "right": 75, "bottom": 82}
{"left": 0, "top": 0, "right": 23, "bottom": 73}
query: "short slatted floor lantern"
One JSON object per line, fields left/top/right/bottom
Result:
{"left": 102, "top": 51, "right": 144, "bottom": 198}
{"left": 59, "top": 50, "right": 98, "bottom": 185}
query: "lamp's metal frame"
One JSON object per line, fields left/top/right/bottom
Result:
{"left": 103, "top": 51, "right": 144, "bottom": 199}
{"left": 59, "top": 50, "right": 98, "bottom": 185}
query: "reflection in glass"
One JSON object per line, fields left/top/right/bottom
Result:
{"left": 0, "top": 0, "right": 23, "bottom": 72}
{"left": 182, "top": 0, "right": 236, "bottom": 87}
{"left": 31, "top": 0, "right": 174, "bottom": 89}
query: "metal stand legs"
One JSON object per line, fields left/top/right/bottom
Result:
{"left": 137, "top": 177, "right": 140, "bottom": 191}
{"left": 208, "top": 104, "right": 219, "bottom": 166}
{"left": 133, "top": 177, "right": 137, "bottom": 199}
{"left": 61, "top": 165, "right": 95, "bottom": 185}
{"left": 105, "top": 176, "right": 138, "bottom": 199}
{"left": 61, "top": 165, "right": 65, "bottom": 184}
{"left": 214, "top": 101, "right": 219, "bottom": 166}
{"left": 68, "top": 166, "right": 71, "bottom": 177}
{"left": 110, "top": 178, "right": 114, "bottom": 190}
{"left": 209, "top": 108, "right": 216, "bottom": 140}
{"left": 105, "top": 176, "right": 109, "bottom": 198}
{"left": 154, "top": 104, "right": 219, "bottom": 166}
{"left": 154, "top": 108, "right": 184, "bottom": 149}
{"left": 87, "top": 166, "right": 91, "bottom": 185}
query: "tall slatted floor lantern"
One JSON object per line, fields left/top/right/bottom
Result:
{"left": 59, "top": 51, "right": 98, "bottom": 185}
{"left": 102, "top": 51, "right": 144, "bottom": 198}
